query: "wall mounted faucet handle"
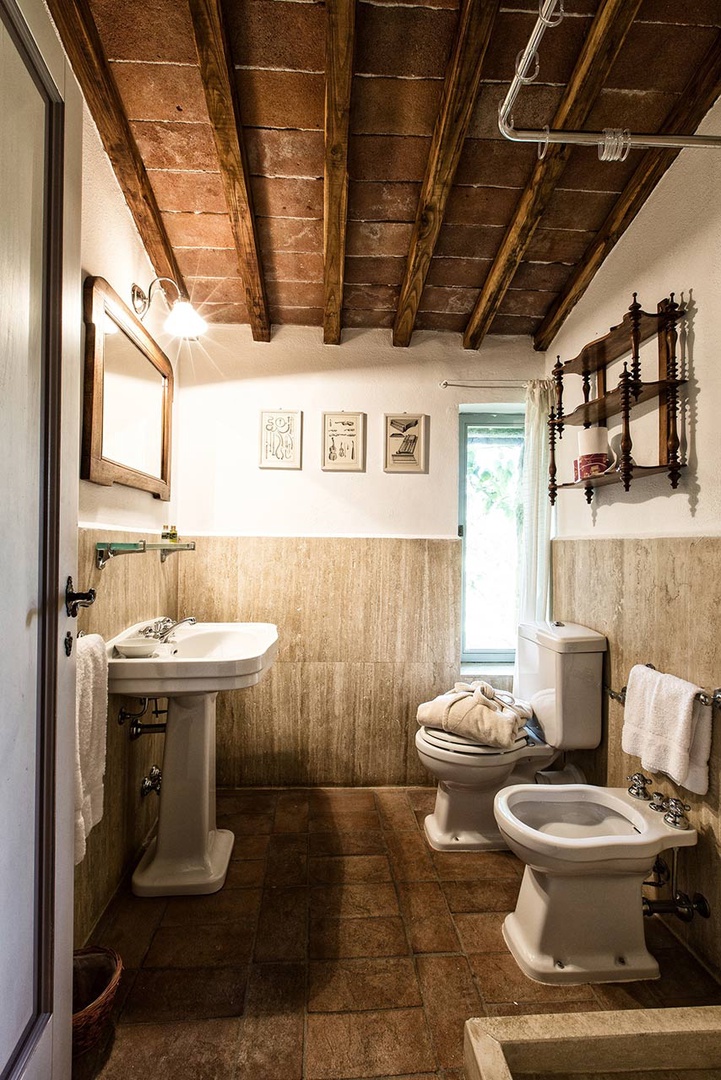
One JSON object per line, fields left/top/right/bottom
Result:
{"left": 650, "top": 792, "right": 669, "bottom": 812}
{"left": 627, "top": 772, "right": 653, "bottom": 799}
{"left": 664, "top": 798, "right": 692, "bottom": 830}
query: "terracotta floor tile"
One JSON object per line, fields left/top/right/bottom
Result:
{"left": 231, "top": 833, "right": 270, "bottom": 860}
{"left": 310, "top": 882, "right": 400, "bottom": 918}
{"left": 224, "top": 859, "right": 266, "bottom": 888}
{"left": 217, "top": 789, "right": 277, "bottom": 815}
{"left": 305, "top": 1008, "right": 436, "bottom": 1078}
{"left": 396, "top": 880, "right": 450, "bottom": 920}
{"left": 143, "top": 922, "right": 255, "bottom": 968}
{"left": 309, "top": 810, "right": 381, "bottom": 832}
{"left": 407, "top": 914, "right": 461, "bottom": 954}
{"left": 309, "top": 830, "right": 387, "bottom": 856}
{"left": 309, "top": 854, "right": 392, "bottom": 884}
{"left": 235, "top": 1012, "right": 304, "bottom": 1079}
{"left": 654, "top": 946, "right": 721, "bottom": 1004}
{"left": 375, "top": 789, "right": 420, "bottom": 830}
{"left": 273, "top": 789, "right": 310, "bottom": 833}
{"left": 96, "top": 1018, "right": 241, "bottom": 1078}
{"left": 254, "top": 887, "right": 308, "bottom": 961}
{"left": 453, "top": 912, "right": 508, "bottom": 954}
{"left": 431, "top": 850, "right": 522, "bottom": 882}
{"left": 308, "top": 957, "right": 422, "bottom": 1012}
{"left": 485, "top": 999, "right": 601, "bottom": 1016}
{"left": 91, "top": 890, "right": 167, "bottom": 969}
{"left": 161, "top": 887, "right": 261, "bottom": 926}
{"left": 310, "top": 916, "right": 410, "bottom": 959}
{"left": 309, "top": 788, "right": 377, "bottom": 813}
{"left": 406, "top": 787, "right": 437, "bottom": 812}
{"left": 416, "top": 954, "right": 482, "bottom": 1069}
{"left": 590, "top": 979, "right": 664, "bottom": 1011}
{"left": 119, "top": 966, "right": 248, "bottom": 1023}
{"left": 385, "top": 830, "right": 438, "bottom": 882}
{"left": 265, "top": 833, "right": 308, "bottom": 887}
{"left": 219, "top": 810, "right": 275, "bottom": 835}
{"left": 470, "top": 953, "right": 595, "bottom": 1005}
{"left": 442, "top": 878, "right": 520, "bottom": 913}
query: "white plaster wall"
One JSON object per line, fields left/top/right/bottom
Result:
{"left": 78, "top": 105, "right": 177, "bottom": 532}
{"left": 176, "top": 328, "right": 544, "bottom": 537}
{"left": 549, "top": 97, "right": 721, "bottom": 540}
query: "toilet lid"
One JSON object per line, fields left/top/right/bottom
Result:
{"left": 420, "top": 726, "right": 531, "bottom": 755}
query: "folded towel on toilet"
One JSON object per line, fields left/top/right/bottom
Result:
{"left": 75, "top": 634, "right": 109, "bottom": 864}
{"left": 416, "top": 680, "right": 532, "bottom": 749}
{"left": 621, "top": 664, "right": 711, "bottom": 795}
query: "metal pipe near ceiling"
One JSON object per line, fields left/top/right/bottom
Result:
{"left": 498, "top": 0, "right": 721, "bottom": 161}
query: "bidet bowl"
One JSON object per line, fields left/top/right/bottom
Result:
{"left": 494, "top": 783, "right": 697, "bottom": 875}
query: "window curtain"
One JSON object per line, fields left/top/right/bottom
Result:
{"left": 517, "top": 378, "right": 555, "bottom": 629}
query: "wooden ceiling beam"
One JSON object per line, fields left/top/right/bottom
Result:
{"left": 534, "top": 32, "right": 721, "bottom": 352}
{"left": 45, "top": 0, "right": 184, "bottom": 289}
{"left": 323, "top": 0, "right": 356, "bottom": 345}
{"left": 463, "top": 0, "right": 643, "bottom": 351}
{"left": 393, "top": 0, "right": 500, "bottom": 348}
{"left": 188, "top": 0, "right": 271, "bottom": 342}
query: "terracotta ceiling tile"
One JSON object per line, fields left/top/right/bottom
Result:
{"left": 455, "top": 139, "right": 536, "bottom": 188}
{"left": 434, "top": 224, "right": 504, "bottom": 260}
{"left": 263, "top": 251, "right": 324, "bottom": 282}
{"left": 202, "top": 303, "right": 250, "bottom": 324}
{"left": 355, "top": 3, "right": 457, "bottom": 78}
{"left": 270, "top": 306, "right": 324, "bottom": 326}
{"left": 503, "top": 0, "right": 597, "bottom": 13}
{"left": 512, "top": 261, "right": 574, "bottom": 293}
{"left": 425, "top": 257, "right": 490, "bottom": 288}
{"left": 224, "top": 0, "right": 325, "bottom": 72}
{"left": 375, "top": 0, "right": 459, "bottom": 9}
{"left": 348, "top": 182, "right": 420, "bottom": 222}
{"left": 470, "top": 84, "right": 565, "bottom": 141}
{"left": 110, "top": 62, "right": 209, "bottom": 124}
{"left": 250, "top": 177, "right": 323, "bottom": 219}
{"left": 524, "top": 228, "right": 596, "bottom": 263}
{"left": 415, "top": 311, "right": 465, "bottom": 332}
{"left": 498, "top": 289, "right": 554, "bottom": 318}
{"left": 561, "top": 146, "right": 638, "bottom": 193}
{"left": 351, "top": 77, "right": 443, "bottom": 137}
{"left": 235, "top": 70, "right": 324, "bottom": 130}
{"left": 586, "top": 87, "right": 680, "bottom": 131}
{"left": 342, "top": 309, "right": 395, "bottom": 329}
{"left": 176, "top": 248, "right": 239, "bottom": 278}
{"left": 245, "top": 129, "right": 324, "bottom": 179}
{"left": 607, "top": 24, "right": 719, "bottom": 92}
{"left": 266, "top": 281, "right": 324, "bottom": 309}
{"left": 345, "top": 221, "right": 414, "bottom": 257}
{"left": 348, "top": 135, "right": 431, "bottom": 183}
{"left": 149, "top": 170, "right": 226, "bottom": 213}
{"left": 418, "top": 286, "right": 476, "bottom": 315}
{"left": 257, "top": 217, "right": 323, "bottom": 252}
{"left": 542, "top": 189, "right": 619, "bottom": 232}
{"left": 445, "top": 186, "right": 521, "bottom": 227}
{"left": 344, "top": 256, "right": 407, "bottom": 286}
{"left": 162, "top": 212, "right": 236, "bottom": 248}
{"left": 483, "top": 10, "right": 594, "bottom": 86}
{"left": 639, "top": 0, "right": 721, "bottom": 24}
{"left": 488, "top": 313, "right": 540, "bottom": 336}
{"left": 343, "top": 284, "right": 400, "bottom": 310}
{"left": 187, "top": 277, "right": 246, "bottom": 304}
{"left": 89, "top": 0, "right": 198, "bottom": 63}
{"left": 130, "top": 121, "right": 219, "bottom": 171}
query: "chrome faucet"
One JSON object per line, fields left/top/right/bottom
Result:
{"left": 157, "top": 616, "right": 197, "bottom": 642}
{"left": 139, "top": 616, "right": 197, "bottom": 641}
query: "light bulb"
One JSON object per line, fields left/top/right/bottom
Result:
{"left": 164, "top": 299, "right": 207, "bottom": 339}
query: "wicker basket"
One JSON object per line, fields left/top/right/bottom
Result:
{"left": 72, "top": 946, "right": 123, "bottom": 1057}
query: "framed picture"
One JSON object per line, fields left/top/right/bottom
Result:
{"left": 384, "top": 413, "right": 429, "bottom": 473}
{"left": 322, "top": 412, "right": 366, "bottom": 472}
{"left": 259, "top": 410, "right": 303, "bottom": 469}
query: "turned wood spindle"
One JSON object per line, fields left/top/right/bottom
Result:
{"left": 548, "top": 407, "right": 558, "bottom": 505}
{"left": 665, "top": 293, "right": 682, "bottom": 488}
{"left": 618, "top": 362, "right": 634, "bottom": 491}
{"left": 629, "top": 291, "right": 642, "bottom": 400}
{"left": 553, "top": 356, "right": 564, "bottom": 439}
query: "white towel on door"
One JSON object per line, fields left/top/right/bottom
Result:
{"left": 621, "top": 664, "right": 711, "bottom": 795}
{"left": 74, "top": 634, "right": 108, "bottom": 864}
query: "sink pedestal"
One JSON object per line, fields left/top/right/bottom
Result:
{"left": 132, "top": 692, "right": 234, "bottom": 897}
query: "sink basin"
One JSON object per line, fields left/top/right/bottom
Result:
{"left": 107, "top": 620, "right": 278, "bottom": 696}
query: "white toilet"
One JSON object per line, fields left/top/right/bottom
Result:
{"left": 494, "top": 783, "right": 698, "bottom": 984}
{"left": 416, "top": 621, "right": 607, "bottom": 850}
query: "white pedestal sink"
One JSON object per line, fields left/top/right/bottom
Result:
{"left": 107, "top": 620, "right": 278, "bottom": 897}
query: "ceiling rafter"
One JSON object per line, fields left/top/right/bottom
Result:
{"left": 188, "top": 0, "right": 271, "bottom": 342}
{"left": 323, "top": 0, "right": 356, "bottom": 345}
{"left": 462, "top": 0, "right": 643, "bottom": 351}
{"left": 45, "top": 0, "right": 184, "bottom": 290}
{"left": 392, "top": 0, "right": 500, "bottom": 349}
{"left": 534, "top": 32, "right": 721, "bottom": 353}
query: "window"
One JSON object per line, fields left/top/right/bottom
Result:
{"left": 459, "top": 410, "right": 525, "bottom": 664}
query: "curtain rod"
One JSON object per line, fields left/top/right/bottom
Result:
{"left": 439, "top": 380, "right": 527, "bottom": 389}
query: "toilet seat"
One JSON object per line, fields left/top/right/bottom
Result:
{"left": 419, "top": 726, "right": 532, "bottom": 756}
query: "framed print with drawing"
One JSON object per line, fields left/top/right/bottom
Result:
{"left": 383, "top": 414, "right": 429, "bottom": 473}
{"left": 260, "top": 410, "right": 303, "bottom": 469}
{"left": 322, "top": 412, "right": 366, "bottom": 471}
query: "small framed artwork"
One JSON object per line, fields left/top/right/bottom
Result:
{"left": 322, "top": 412, "right": 366, "bottom": 472}
{"left": 384, "top": 413, "right": 429, "bottom": 473}
{"left": 259, "top": 410, "right": 303, "bottom": 469}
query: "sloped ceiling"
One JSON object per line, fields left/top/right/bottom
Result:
{"left": 48, "top": 0, "right": 721, "bottom": 349}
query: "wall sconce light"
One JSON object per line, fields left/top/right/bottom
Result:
{"left": 131, "top": 276, "right": 207, "bottom": 340}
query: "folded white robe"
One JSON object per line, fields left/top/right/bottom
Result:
{"left": 417, "top": 680, "right": 531, "bottom": 749}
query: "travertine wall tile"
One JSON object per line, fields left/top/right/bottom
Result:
{"left": 553, "top": 536, "right": 721, "bottom": 978}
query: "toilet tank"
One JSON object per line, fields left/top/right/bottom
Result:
{"left": 515, "top": 621, "right": 607, "bottom": 749}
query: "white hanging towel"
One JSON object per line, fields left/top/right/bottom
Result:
{"left": 621, "top": 664, "right": 711, "bottom": 795}
{"left": 74, "top": 634, "right": 109, "bottom": 864}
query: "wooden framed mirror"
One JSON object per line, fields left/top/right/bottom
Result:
{"left": 82, "top": 275, "right": 173, "bottom": 500}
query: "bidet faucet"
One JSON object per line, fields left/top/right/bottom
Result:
{"left": 626, "top": 772, "right": 653, "bottom": 799}
{"left": 157, "top": 616, "right": 197, "bottom": 642}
